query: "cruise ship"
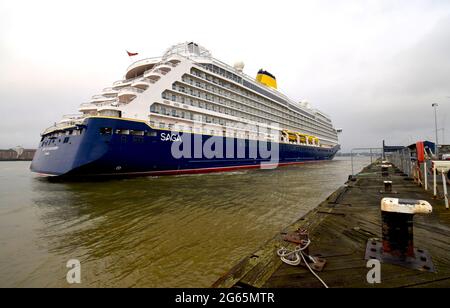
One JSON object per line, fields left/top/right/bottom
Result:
{"left": 31, "top": 42, "right": 340, "bottom": 177}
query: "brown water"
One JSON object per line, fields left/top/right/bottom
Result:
{"left": 0, "top": 157, "right": 370, "bottom": 287}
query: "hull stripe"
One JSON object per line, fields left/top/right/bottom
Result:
{"left": 86, "top": 160, "right": 326, "bottom": 177}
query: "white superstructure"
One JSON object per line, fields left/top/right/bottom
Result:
{"left": 50, "top": 42, "right": 339, "bottom": 148}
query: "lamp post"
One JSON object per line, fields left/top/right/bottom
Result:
{"left": 432, "top": 103, "right": 439, "bottom": 157}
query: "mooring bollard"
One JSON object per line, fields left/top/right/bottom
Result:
{"left": 383, "top": 181, "right": 392, "bottom": 193}
{"left": 365, "top": 198, "right": 434, "bottom": 272}
{"left": 381, "top": 164, "right": 390, "bottom": 177}
{"left": 381, "top": 198, "right": 431, "bottom": 258}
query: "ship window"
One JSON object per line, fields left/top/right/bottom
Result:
{"left": 100, "top": 127, "right": 113, "bottom": 135}
{"left": 146, "top": 131, "right": 157, "bottom": 137}
{"left": 159, "top": 122, "right": 165, "bottom": 129}
{"left": 63, "top": 137, "right": 70, "bottom": 143}
{"left": 115, "top": 129, "right": 130, "bottom": 135}
{"left": 130, "top": 130, "right": 144, "bottom": 136}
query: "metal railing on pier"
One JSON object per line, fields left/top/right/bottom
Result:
{"left": 350, "top": 147, "right": 383, "bottom": 176}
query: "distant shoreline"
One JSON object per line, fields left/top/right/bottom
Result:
{"left": 0, "top": 149, "right": 36, "bottom": 161}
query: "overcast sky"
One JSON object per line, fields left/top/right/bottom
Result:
{"left": 1, "top": 0, "right": 449, "bottom": 151}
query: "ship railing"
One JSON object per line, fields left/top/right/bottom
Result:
{"left": 119, "top": 87, "right": 144, "bottom": 95}
{"left": 126, "top": 56, "right": 162, "bottom": 72}
{"left": 96, "top": 101, "right": 121, "bottom": 107}
{"left": 80, "top": 102, "right": 95, "bottom": 107}
{"left": 42, "top": 116, "right": 86, "bottom": 135}
{"left": 143, "top": 61, "right": 176, "bottom": 76}
{"left": 113, "top": 76, "right": 140, "bottom": 86}
{"left": 102, "top": 87, "right": 119, "bottom": 93}
{"left": 62, "top": 114, "right": 86, "bottom": 120}
{"left": 133, "top": 77, "right": 157, "bottom": 84}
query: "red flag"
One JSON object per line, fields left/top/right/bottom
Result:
{"left": 126, "top": 50, "right": 138, "bottom": 57}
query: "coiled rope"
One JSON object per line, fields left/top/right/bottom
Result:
{"left": 277, "top": 239, "right": 329, "bottom": 288}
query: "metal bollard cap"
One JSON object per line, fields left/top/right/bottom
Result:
{"left": 381, "top": 198, "right": 432, "bottom": 214}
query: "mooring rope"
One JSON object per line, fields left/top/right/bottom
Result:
{"left": 277, "top": 239, "right": 329, "bottom": 288}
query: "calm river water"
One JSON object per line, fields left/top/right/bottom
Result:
{"left": 0, "top": 157, "right": 370, "bottom": 287}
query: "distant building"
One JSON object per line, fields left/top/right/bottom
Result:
{"left": 0, "top": 146, "right": 36, "bottom": 161}
{"left": 439, "top": 144, "right": 450, "bottom": 155}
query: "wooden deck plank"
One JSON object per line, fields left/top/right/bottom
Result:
{"left": 213, "top": 162, "right": 450, "bottom": 288}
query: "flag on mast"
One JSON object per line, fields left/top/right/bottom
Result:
{"left": 126, "top": 50, "right": 138, "bottom": 57}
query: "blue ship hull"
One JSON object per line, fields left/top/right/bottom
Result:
{"left": 31, "top": 117, "right": 340, "bottom": 177}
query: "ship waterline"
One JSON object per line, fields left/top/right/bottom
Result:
{"left": 31, "top": 42, "right": 340, "bottom": 177}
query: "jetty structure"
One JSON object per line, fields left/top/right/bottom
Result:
{"left": 213, "top": 143, "right": 450, "bottom": 288}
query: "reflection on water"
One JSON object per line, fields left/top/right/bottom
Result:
{"left": 0, "top": 157, "right": 370, "bottom": 287}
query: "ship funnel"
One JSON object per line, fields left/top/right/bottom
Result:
{"left": 256, "top": 69, "right": 277, "bottom": 89}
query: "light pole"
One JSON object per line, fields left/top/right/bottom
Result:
{"left": 432, "top": 103, "right": 439, "bottom": 157}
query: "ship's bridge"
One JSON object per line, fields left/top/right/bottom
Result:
{"left": 163, "top": 42, "right": 211, "bottom": 60}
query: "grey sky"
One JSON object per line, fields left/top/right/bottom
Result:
{"left": 1, "top": 0, "right": 449, "bottom": 151}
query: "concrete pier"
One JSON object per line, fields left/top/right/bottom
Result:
{"left": 213, "top": 162, "right": 450, "bottom": 288}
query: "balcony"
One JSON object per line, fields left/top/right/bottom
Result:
{"left": 90, "top": 95, "right": 118, "bottom": 104}
{"left": 102, "top": 87, "right": 119, "bottom": 95}
{"left": 125, "top": 57, "right": 162, "bottom": 79}
{"left": 61, "top": 114, "right": 86, "bottom": 121}
{"left": 131, "top": 77, "right": 156, "bottom": 90}
{"left": 143, "top": 69, "right": 163, "bottom": 80}
{"left": 112, "top": 77, "right": 139, "bottom": 89}
{"left": 78, "top": 103, "right": 98, "bottom": 112}
{"left": 118, "top": 87, "right": 144, "bottom": 103}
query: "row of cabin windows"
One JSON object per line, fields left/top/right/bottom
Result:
{"left": 163, "top": 89, "right": 337, "bottom": 140}
{"left": 187, "top": 75, "right": 336, "bottom": 137}
{"left": 99, "top": 127, "right": 157, "bottom": 137}
{"left": 40, "top": 129, "right": 83, "bottom": 146}
{"left": 151, "top": 103, "right": 275, "bottom": 134}
{"left": 189, "top": 68, "right": 336, "bottom": 137}
{"left": 188, "top": 76, "right": 336, "bottom": 137}
{"left": 151, "top": 103, "right": 229, "bottom": 125}
{"left": 199, "top": 64, "right": 242, "bottom": 84}
{"left": 40, "top": 136, "right": 72, "bottom": 147}
{"left": 41, "top": 129, "right": 83, "bottom": 141}
{"left": 172, "top": 78, "right": 336, "bottom": 138}
{"left": 149, "top": 119, "right": 272, "bottom": 140}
